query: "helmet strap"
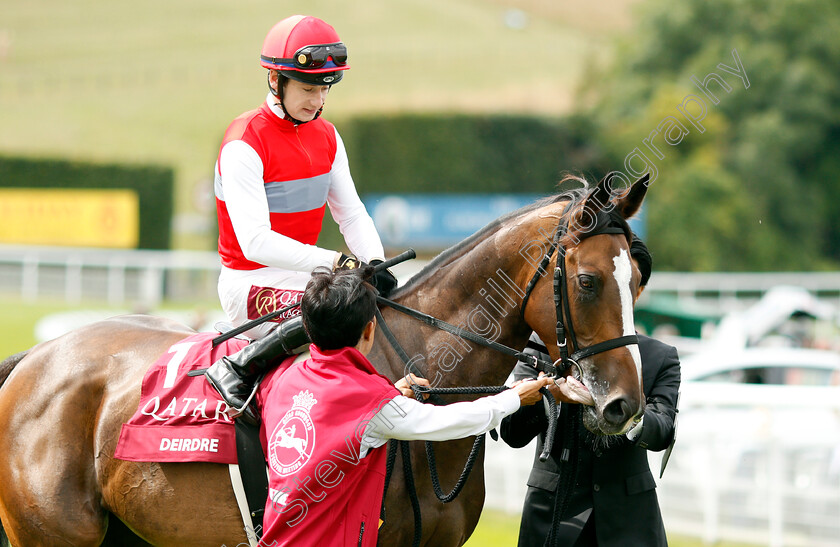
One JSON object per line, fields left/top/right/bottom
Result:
{"left": 268, "top": 70, "right": 283, "bottom": 100}
{"left": 267, "top": 70, "right": 324, "bottom": 125}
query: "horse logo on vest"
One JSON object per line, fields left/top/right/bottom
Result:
{"left": 268, "top": 390, "right": 317, "bottom": 476}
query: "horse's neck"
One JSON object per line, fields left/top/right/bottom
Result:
{"left": 380, "top": 242, "right": 535, "bottom": 389}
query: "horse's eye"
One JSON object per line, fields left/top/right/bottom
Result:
{"left": 578, "top": 275, "right": 595, "bottom": 290}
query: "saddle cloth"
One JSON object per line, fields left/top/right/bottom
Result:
{"left": 114, "top": 332, "right": 250, "bottom": 464}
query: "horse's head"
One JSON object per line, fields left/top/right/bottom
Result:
{"left": 523, "top": 173, "right": 649, "bottom": 436}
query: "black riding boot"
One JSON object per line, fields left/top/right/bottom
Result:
{"left": 205, "top": 315, "right": 309, "bottom": 423}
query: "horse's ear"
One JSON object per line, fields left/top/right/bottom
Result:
{"left": 583, "top": 173, "right": 614, "bottom": 219}
{"left": 616, "top": 173, "right": 649, "bottom": 219}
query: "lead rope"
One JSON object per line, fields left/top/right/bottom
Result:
{"left": 376, "top": 306, "right": 557, "bottom": 547}
{"left": 375, "top": 307, "right": 556, "bottom": 546}
{"left": 545, "top": 404, "right": 581, "bottom": 547}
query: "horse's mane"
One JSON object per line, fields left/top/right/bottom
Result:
{"left": 401, "top": 175, "right": 600, "bottom": 291}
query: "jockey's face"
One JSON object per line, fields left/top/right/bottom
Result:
{"left": 279, "top": 77, "right": 330, "bottom": 122}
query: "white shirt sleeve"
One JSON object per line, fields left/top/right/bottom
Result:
{"left": 326, "top": 129, "right": 386, "bottom": 263}
{"left": 359, "top": 390, "right": 520, "bottom": 457}
{"left": 219, "top": 139, "right": 338, "bottom": 272}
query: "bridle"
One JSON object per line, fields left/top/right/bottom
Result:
{"left": 519, "top": 208, "right": 639, "bottom": 380}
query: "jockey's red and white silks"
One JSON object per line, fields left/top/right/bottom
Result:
{"left": 214, "top": 97, "right": 384, "bottom": 338}
{"left": 216, "top": 102, "right": 337, "bottom": 271}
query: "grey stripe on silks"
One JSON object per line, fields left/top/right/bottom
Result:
{"left": 264, "top": 174, "right": 330, "bottom": 213}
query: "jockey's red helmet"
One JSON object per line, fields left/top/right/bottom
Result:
{"left": 260, "top": 15, "right": 349, "bottom": 86}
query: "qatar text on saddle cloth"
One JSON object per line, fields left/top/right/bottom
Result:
{"left": 115, "top": 332, "right": 285, "bottom": 464}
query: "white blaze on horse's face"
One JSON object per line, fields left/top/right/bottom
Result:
{"left": 612, "top": 249, "right": 642, "bottom": 384}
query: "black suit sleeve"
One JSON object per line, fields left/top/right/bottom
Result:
{"left": 499, "top": 372, "right": 548, "bottom": 448}
{"left": 633, "top": 341, "right": 681, "bottom": 452}
{"left": 499, "top": 335, "right": 550, "bottom": 449}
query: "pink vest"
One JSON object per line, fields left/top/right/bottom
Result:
{"left": 216, "top": 103, "right": 338, "bottom": 270}
{"left": 257, "top": 345, "right": 399, "bottom": 547}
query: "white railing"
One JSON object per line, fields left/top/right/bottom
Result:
{"left": 3, "top": 245, "right": 840, "bottom": 309}
{"left": 647, "top": 272, "right": 840, "bottom": 313}
{"left": 0, "top": 245, "right": 432, "bottom": 306}
{"left": 653, "top": 383, "right": 840, "bottom": 547}
{"left": 483, "top": 383, "right": 840, "bottom": 546}
{"left": 0, "top": 244, "right": 222, "bottom": 305}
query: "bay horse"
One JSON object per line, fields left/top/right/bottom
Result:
{"left": 0, "top": 173, "right": 649, "bottom": 546}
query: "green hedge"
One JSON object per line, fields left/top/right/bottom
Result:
{"left": 317, "top": 113, "right": 609, "bottom": 252}
{"left": 340, "top": 113, "right": 608, "bottom": 194}
{"left": 0, "top": 156, "right": 174, "bottom": 249}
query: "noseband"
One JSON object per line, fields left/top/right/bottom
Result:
{"left": 520, "top": 210, "right": 639, "bottom": 378}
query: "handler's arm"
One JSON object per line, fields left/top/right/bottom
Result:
{"left": 368, "top": 390, "right": 520, "bottom": 443}
{"left": 498, "top": 358, "right": 548, "bottom": 448}
{"left": 630, "top": 345, "right": 681, "bottom": 451}
{"left": 499, "top": 334, "right": 552, "bottom": 449}
{"left": 360, "top": 376, "right": 547, "bottom": 456}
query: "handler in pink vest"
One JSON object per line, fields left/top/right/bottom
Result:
{"left": 257, "top": 267, "right": 551, "bottom": 546}
{"left": 206, "top": 15, "right": 397, "bottom": 422}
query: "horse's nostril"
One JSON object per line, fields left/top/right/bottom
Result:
{"left": 602, "top": 397, "right": 633, "bottom": 426}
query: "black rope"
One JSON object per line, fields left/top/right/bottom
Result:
{"left": 374, "top": 298, "right": 561, "bottom": 544}
{"left": 401, "top": 439, "right": 423, "bottom": 547}
{"left": 381, "top": 439, "right": 399, "bottom": 526}
{"left": 545, "top": 404, "right": 581, "bottom": 547}
{"left": 426, "top": 436, "right": 485, "bottom": 503}
{"left": 415, "top": 385, "right": 506, "bottom": 503}
{"left": 375, "top": 308, "right": 413, "bottom": 365}
{"left": 539, "top": 387, "right": 558, "bottom": 463}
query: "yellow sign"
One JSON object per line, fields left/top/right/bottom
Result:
{"left": 0, "top": 188, "right": 140, "bottom": 248}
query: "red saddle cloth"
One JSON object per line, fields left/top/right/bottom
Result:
{"left": 115, "top": 332, "right": 249, "bottom": 464}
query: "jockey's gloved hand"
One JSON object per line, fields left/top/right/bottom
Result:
{"left": 334, "top": 253, "right": 362, "bottom": 271}
{"left": 333, "top": 254, "right": 398, "bottom": 297}
{"left": 369, "top": 259, "right": 398, "bottom": 298}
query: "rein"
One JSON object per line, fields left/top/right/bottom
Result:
{"left": 376, "top": 296, "right": 559, "bottom": 376}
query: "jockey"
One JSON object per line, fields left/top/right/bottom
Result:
{"left": 206, "top": 15, "right": 397, "bottom": 422}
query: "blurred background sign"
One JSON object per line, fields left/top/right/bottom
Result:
{"left": 365, "top": 193, "right": 646, "bottom": 251}
{"left": 0, "top": 188, "right": 139, "bottom": 248}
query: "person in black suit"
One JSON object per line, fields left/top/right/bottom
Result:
{"left": 500, "top": 236, "right": 681, "bottom": 547}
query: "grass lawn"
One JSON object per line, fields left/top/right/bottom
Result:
{"left": 0, "top": 296, "right": 106, "bottom": 356}
{"left": 0, "top": 295, "right": 220, "bottom": 358}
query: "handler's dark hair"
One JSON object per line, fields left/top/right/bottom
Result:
{"left": 629, "top": 234, "right": 653, "bottom": 288}
{"left": 301, "top": 266, "right": 378, "bottom": 350}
